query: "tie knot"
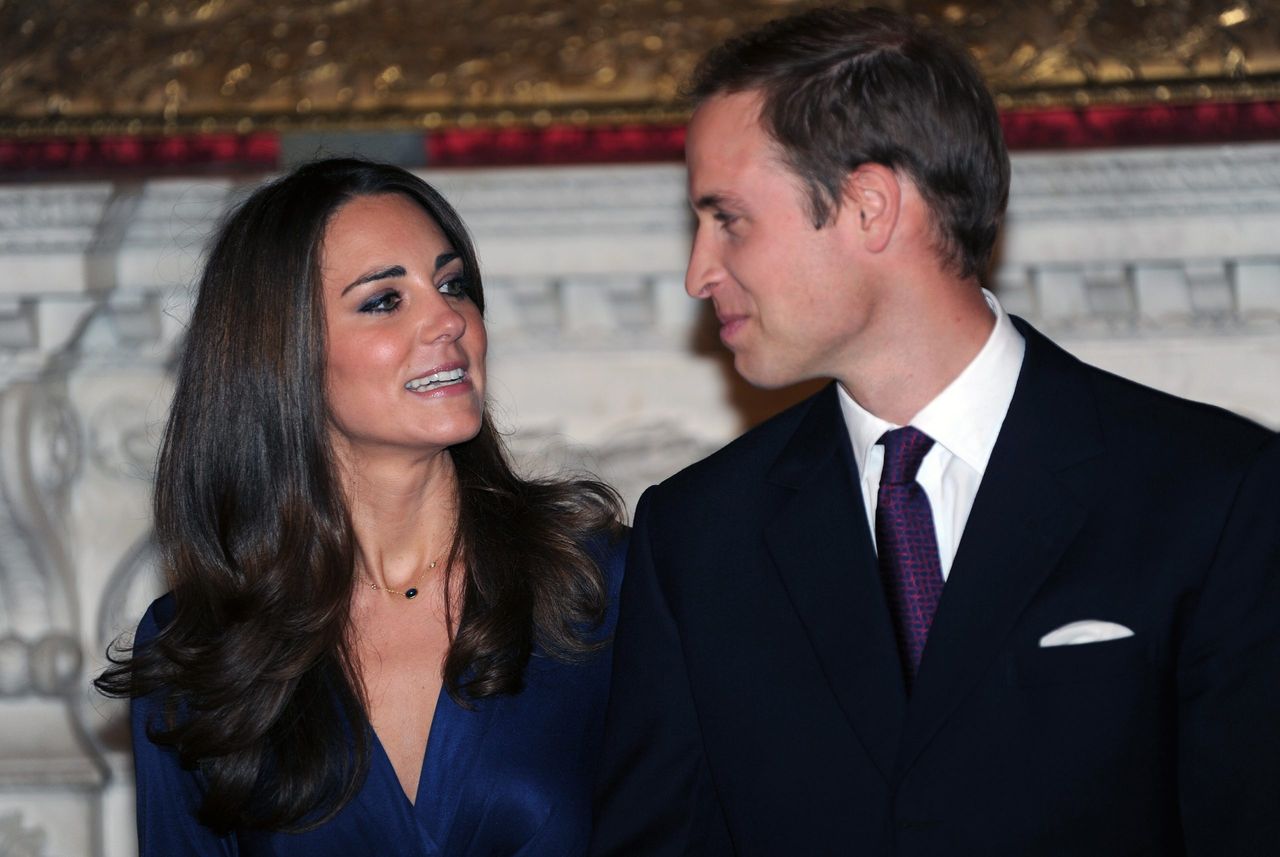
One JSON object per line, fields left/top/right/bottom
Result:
{"left": 878, "top": 426, "right": 934, "bottom": 484}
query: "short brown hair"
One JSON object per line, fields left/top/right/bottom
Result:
{"left": 687, "top": 6, "right": 1010, "bottom": 281}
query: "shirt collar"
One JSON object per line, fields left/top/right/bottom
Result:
{"left": 837, "top": 289, "right": 1025, "bottom": 477}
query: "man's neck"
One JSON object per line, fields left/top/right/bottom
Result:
{"left": 837, "top": 282, "right": 995, "bottom": 426}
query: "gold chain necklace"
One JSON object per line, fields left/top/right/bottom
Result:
{"left": 363, "top": 559, "right": 439, "bottom": 601}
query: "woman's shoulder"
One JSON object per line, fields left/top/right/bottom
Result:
{"left": 135, "top": 592, "right": 177, "bottom": 647}
{"left": 584, "top": 526, "right": 629, "bottom": 601}
{"left": 570, "top": 526, "right": 627, "bottom": 645}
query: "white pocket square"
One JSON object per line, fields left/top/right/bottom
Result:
{"left": 1039, "top": 620, "right": 1134, "bottom": 648}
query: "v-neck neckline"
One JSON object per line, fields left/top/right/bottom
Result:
{"left": 366, "top": 681, "right": 500, "bottom": 850}
{"left": 367, "top": 681, "right": 448, "bottom": 808}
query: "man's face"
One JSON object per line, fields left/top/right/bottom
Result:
{"left": 685, "top": 90, "right": 883, "bottom": 389}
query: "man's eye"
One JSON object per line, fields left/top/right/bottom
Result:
{"left": 438, "top": 276, "right": 470, "bottom": 298}
{"left": 359, "top": 291, "right": 401, "bottom": 313}
{"left": 714, "top": 211, "right": 739, "bottom": 229}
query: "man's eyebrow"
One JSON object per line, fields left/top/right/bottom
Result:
{"left": 341, "top": 265, "right": 405, "bottom": 296}
{"left": 692, "top": 193, "right": 732, "bottom": 211}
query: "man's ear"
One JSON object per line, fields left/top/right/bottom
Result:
{"left": 842, "top": 163, "right": 901, "bottom": 254}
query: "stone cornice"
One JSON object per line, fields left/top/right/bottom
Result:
{"left": 1, "top": 147, "right": 1278, "bottom": 368}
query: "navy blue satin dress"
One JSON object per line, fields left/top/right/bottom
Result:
{"left": 131, "top": 537, "right": 624, "bottom": 856}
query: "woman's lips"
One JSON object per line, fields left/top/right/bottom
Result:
{"left": 406, "top": 376, "right": 474, "bottom": 399}
{"left": 404, "top": 364, "right": 474, "bottom": 398}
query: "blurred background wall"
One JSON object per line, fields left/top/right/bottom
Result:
{"left": 2, "top": 2, "right": 1280, "bottom": 854}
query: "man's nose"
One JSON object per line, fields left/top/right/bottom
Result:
{"left": 685, "top": 227, "right": 723, "bottom": 299}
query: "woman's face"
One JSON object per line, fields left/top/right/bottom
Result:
{"left": 320, "top": 192, "right": 486, "bottom": 461}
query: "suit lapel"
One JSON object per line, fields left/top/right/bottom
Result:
{"left": 895, "top": 320, "right": 1103, "bottom": 776}
{"left": 763, "top": 385, "right": 906, "bottom": 780}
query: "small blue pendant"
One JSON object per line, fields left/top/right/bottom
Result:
{"left": 404, "top": 588, "right": 418, "bottom": 600}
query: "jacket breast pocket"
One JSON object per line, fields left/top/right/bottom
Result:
{"left": 1006, "top": 635, "right": 1151, "bottom": 688}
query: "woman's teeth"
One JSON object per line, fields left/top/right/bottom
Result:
{"left": 405, "top": 368, "right": 466, "bottom": 391}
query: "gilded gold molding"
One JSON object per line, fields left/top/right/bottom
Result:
{"left": 2, "top": 0, "right": 1279, "bottom": 137}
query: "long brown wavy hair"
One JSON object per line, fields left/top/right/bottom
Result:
{"left": 95, "top": 158, "right": 623, "bottom": 834}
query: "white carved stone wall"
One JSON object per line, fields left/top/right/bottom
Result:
{"left": 0, "top": 143, "right": 1277, "bottom": 856}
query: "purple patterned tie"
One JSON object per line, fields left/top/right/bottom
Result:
{"left": 875, "top": 426, "right": 944, "bottom": 692}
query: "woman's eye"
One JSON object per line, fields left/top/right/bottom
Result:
{"left": 438, "top": 276, "right": 470, "bottom": 299}
{"left": 358, "top": 291, "right": 401, "bottom": 313}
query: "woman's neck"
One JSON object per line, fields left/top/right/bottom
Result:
{"left": 339, "top": 445, "right": 460, "bottom": 592}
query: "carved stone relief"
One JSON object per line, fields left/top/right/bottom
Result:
{"left": 0, "top": 377, "right": 107, "bottom": 857}
{"left": 0, "top": 381, "right": 81, "bottom": 649}
{"left": 0, "top": 811, "right": 48, "bottom": 857}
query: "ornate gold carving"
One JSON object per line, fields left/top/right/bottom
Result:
{"left": 2, "top": 0, "right": 1278, "bottom": 136}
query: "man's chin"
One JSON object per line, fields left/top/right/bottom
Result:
{"left": 734, "top": 354, "right": 804, "bottom": 391}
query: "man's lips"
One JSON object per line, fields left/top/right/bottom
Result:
{"left": 717, "top": 313, "right": 748, "bottom": 343}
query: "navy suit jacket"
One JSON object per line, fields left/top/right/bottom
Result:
{"left": 592, "top": 320, "right": 1280, "bottom": 856}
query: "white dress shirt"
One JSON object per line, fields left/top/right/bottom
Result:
{"left": 837, "top": 290, "right": 1025, "bottom": 580}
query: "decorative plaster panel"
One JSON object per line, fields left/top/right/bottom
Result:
{"left": 5, "top": 0, "right": 1279, "bottom": 135}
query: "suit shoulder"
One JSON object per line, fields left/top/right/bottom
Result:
{"left": 651, "top": 389, "right": 826, "bottom": 501}
{"left": 1018, "top": 318, "right": 1273, "bottom": 469}
{"left": 1081, "top": 361, "right": 1274, "bottom": 467}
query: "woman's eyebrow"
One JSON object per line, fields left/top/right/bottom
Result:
{"left": 341, "top": 265, "right": 405, "bottom": 296}
{"left": 341, "top": 251, "right": 459, "bottom": 296}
